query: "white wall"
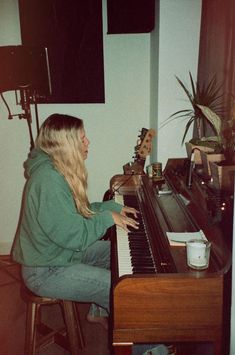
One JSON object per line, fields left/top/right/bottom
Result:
{"left": 0, "top": 0, "right": 202, "bottom": 253}
{"left": 0, "top": 0, "right": 24, "bottom": 254}
{"left": 157, "top": 0, "right": 202, "bottom": 167}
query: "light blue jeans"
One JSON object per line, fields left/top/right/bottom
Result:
{"left": 22, "top": 240, "right": 110, "bottom": 317}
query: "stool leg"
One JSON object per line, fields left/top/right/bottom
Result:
{"left": 62, "top": 301, "right": 85, "bottom": 355}
{"left": 74, "top": 303, "right": 85, "bottom": 348}
{"left": 25, "top": 302, "right": 40, "bottom": 355}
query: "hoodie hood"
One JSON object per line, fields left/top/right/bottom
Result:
{"left": 25, "top": 148, "right": 53, "bottom": 177}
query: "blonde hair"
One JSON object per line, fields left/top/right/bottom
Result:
{"left": 35, "top": 113, "right": 93, "bottom": 217}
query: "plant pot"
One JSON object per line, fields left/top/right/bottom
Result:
{"left": 209, "top": 161, "right": 235, "bottom": 191}
{"left": 185, "top": 142, "right": 214, "bottom": 165}
{"left": 200, "top": 151, "right": 224, "bottom": 176}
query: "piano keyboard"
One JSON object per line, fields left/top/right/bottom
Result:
{"left": 115, "top": 193, "right": 156, "bottom": 277}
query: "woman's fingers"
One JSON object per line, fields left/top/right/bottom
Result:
{"left": 121, "top": 206, "right": 139, "bottom": 218}
{"left": 121, "top": 216, "right": 139, "bottom": 231}
{"left": 112, "top": 211, "right": 139, "bottom": 232}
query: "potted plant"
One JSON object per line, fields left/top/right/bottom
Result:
{"left": 162, "top": 72, "right": 225, "bottom": 163}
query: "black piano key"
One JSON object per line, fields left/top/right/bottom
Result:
{"left": 128, "top": 232, "right": 146, "bottom": 238}
{"left": 130, "top": 247, "right": 150, "bottom": 252}
{"left": 133, "top": 267, "right": 156, "bottom": 274}
{"left": 129, "top": 238, "right": 150, "bottom": 246}
{"left": 129, "top": 235, "right": 148, "bottom": 241}
{"left": 131, "top": 253, "right": 154, "bottom": 262}
{"left": 129, "top": 241, "right": 147, "bottom": 248}
{"left": 131, "top": 252, "right": 152, "bottom": 257}
{"left": 130, "top": 249, "right": 151, "bottom": 256}
{"left": 131, "top": 260, "right": 154, "bottom": 267}
{"left": 130, "top": 250, "right": 151, "bottom": 255}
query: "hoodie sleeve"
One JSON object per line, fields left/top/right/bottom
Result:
{"left": 25, "top": 169, "right": 115, "bottom": 252}
{"left": 90, "top": 200, "right": 123, "bottom": 213}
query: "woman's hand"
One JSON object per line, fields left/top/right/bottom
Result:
{"left": 111, "top": 211, "right": 139, "bottom": 232}
{"left": 121, "top": 206, "right": 139, "bottom": 219}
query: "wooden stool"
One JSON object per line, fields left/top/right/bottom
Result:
{"left": 21, "top": 285, "right": 85, "bottom": 355}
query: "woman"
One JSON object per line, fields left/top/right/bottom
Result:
{"left": 12, "top": 113, "right": 138, "bottom": 328}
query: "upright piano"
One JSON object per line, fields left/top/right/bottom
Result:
{"left": 109, "top": 158, "right": 232, "bottom": 355}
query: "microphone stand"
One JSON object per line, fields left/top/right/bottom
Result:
{"left": 19, "top": 87, "right": 35, "bottom": 151}
{"left": 34, "top": 99, "right": 40, "bottom": 135}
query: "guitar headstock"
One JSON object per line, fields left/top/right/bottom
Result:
{"left": 123, "top": 127, "right": 156, "bottom": 175}
{"left": 135, "top": 128, "right": 156, "bottom": 160}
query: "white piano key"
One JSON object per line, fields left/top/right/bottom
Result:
{"left": 114, "top": 192, "right": 156, "bottom": 276}
{"left": 114, "top": 193, "right": 133, "bottom": 276}
{"left": 115, "top": 193, "right": 124, "bottom": 205}
{"left": 116, "top": 233, "right": 132, "bottom": 276}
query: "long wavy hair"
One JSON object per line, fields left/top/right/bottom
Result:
{"left": 35, "top": 113, "right": 93, "bottom": 217}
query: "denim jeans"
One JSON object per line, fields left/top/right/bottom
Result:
{"left": 22, "top": 240, "right": 110, "bottom": 317}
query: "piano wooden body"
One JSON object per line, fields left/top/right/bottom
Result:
{"left": 109, "top": 158, "right": 232, "bottom": 355}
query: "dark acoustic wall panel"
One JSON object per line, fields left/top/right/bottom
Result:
{"left": 18, "top": 0, "right": 105, "bottom": 103}
{"left": 0, "top": 45, "right": 51, "bottom": 96}
{"left": 107, "top": 0, "right": 155, "bottom": 34}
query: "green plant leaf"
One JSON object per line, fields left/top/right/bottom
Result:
{"left": 182, "top": 116, "right": 195, "bottom": 144}
{"left": 196, "top": 104, "right": 222, "bottom": 136}
{"left": 175, "top": 76, "right": 194, "bottom": 106}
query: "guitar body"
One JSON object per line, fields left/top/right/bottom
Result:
{"left": 123, "top": 160, "right": 145, "bottom": 175}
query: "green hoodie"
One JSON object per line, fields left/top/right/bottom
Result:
{"left": 12, "top": 149, "right": 122, "bottom": 266}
